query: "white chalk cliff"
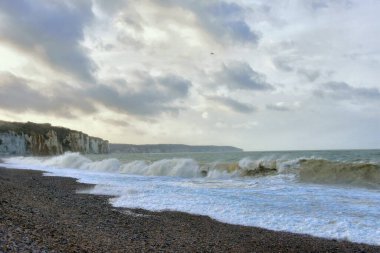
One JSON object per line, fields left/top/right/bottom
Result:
{"left": 0, "top": 121, "right": 109, "bottom": 156}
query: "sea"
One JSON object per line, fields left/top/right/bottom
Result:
{"left": 1, "top": 149, "right": 380, "bottom": 245}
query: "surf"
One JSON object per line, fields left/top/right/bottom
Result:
{"left": 3, "top": 152, "right": 380, "bottom": 188}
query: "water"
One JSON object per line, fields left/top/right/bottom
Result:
{"left": 1, "top": 150, "right": 380, "bottom": 245}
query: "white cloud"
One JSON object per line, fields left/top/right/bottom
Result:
{"left": 201, "top": 112, "right": 209, "bottom": 119}
{"left": 266, "top": 102, "right": 292, "bottom": 112}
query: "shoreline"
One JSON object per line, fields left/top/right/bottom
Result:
{"left": 1, "top": 167, "right": 379, "bottom": 252}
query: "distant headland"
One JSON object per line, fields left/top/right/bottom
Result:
{"left": 109, "top": 144, "right": 243, "bottom": 153}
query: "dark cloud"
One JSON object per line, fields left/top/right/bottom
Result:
{"left": 93, "top": 116, "right": 130, "bottom": 127}
{"left": 273, "top": 58, "right": 294, "bottom": 72}
{"left": 310, "top": 0, "right": 352, "bottom": 11}
{"left": 297, "top": 68, "right": 320, "bottom": 82}
{"left": 93, "top": 0, "right": 128, "bottom": 14}
{"left": 157, "top": 0, "right": 259, "bottom": 44}
{"left": 273, "top": 57, "right": 320, "bottom": 82}
{"left": 90, "top": 73, "right": 192, "bottom": 117}
{"left": 0, "top": 72, "right": 96, "bottom": 118}
{"left": 311, "top": 0, "right": 329, "bottom": 10}
{"left": 0, "top": 71, "right": 192, "bottom": 119}
{"left": 208, "top": 96, "right": 256, "bottom": 114}
{"left": 314, "top": 82, "right": 380, "bottom": 101}
{"left": 0, "top": 0, "right": 96, "bottom": 81}
{"left": 266, "top": 103, "right": 291, "bottom": 112}
{"left": 215, "top": 62, "right": 274, "bottom": 91}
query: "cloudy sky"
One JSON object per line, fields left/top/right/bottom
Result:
{"left": 0, "top": 0, "right": 379, "bottom": 151}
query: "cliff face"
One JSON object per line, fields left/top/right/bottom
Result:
{"left": 0, "top": 121, "right": 109, "bottom": 156}
{"left": 0, "top": 132, "right": 26, "bottom": 155}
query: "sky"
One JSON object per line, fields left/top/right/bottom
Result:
{"left": 0, "top": 0, "right": 379, "bottom": 151}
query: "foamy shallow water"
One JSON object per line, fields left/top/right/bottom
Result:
{"left": 2, "top": 150, "right": 380, "bottom": 245}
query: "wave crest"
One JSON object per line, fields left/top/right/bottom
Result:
{"left": 299, "top": 159, "right": 380, "bottom": 188}
{"left": 121, "top": 159, "right": 200, "bottom": 178}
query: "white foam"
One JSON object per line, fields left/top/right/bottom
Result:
{"left": 206, "top": 168, "right": 238, "bottom": 179}
{"left": 104, "top": 175, "right": 380, "bottom": 246}
{"left": 80, "top": 158, "right": 121, "bottom": 172}
{"left": 120, "top": 160, "right": 148, "bottom": 174}
{"left": 238, "top": 157, "right": 254, "bottom": 169}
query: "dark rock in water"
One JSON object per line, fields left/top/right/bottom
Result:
{"left": 243, "top": 163, "right": 277, "bottom": 176}
{"left": 201, "top": 162, "right": 277, "bottom": 177}
{"left": 0, "top": 120, "right": 109, "bottom": 156}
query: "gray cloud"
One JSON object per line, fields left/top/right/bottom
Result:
{"left": 310, "top": 0, "right": 352, "bottom": 11}
{"left": 215, "top": 62, "right": 274, "bottom": 91}
{"left": 157, "top": 0, "right": 259, "bottom": 44}
{"left": 93, "top": 116, "right": 130, "bottom": 127}
{"left": 297, "top": 68, "right": 320, "bottom": 82}
{"left": 0, "top": 0, "right": 96, "bottom": 81}
{"left": 314, "top": 81, "right": 380, "bottom": 101}
{"left": 90, "top": 73, "right": 192, "bottom": 117}
{"left": 93, "top": 0, "right": 128, "bottom": 14}
{"left": 273, "top": 57, "right": 321, "bottom": 82}
{"left": 208, "top": 96, "right": 257, "bottom": 114}
{"left": 0, "top": 72, "right": 96, "bottom": 118}
{"left": 0, "top": 71, "right": 192, "bottom": 119}
{"left": 311, "top": 0, "right": 329, "bottom": 10}
{"left": 273, "top": 57, "right": 294, "bottom": 72}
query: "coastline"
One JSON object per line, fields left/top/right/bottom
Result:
{"left": 1, "top": 167, "right": 379, "bottom": 252}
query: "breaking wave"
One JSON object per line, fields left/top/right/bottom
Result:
{"left": 299, "top": 159, "right": 380, "bottom": 188}
{"left": 2, "top": 152, "right": 380, "bottom": 188}
{"left": 120, "top": 159, "right": 201, "bottom": 178}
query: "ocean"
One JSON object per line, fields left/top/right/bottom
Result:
{"left": 1, "top": 150, "right": 380, "bottom": 245}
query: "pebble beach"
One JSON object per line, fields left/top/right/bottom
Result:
{"left": 1, "top": 167, "right": 379, "bottom": 252}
